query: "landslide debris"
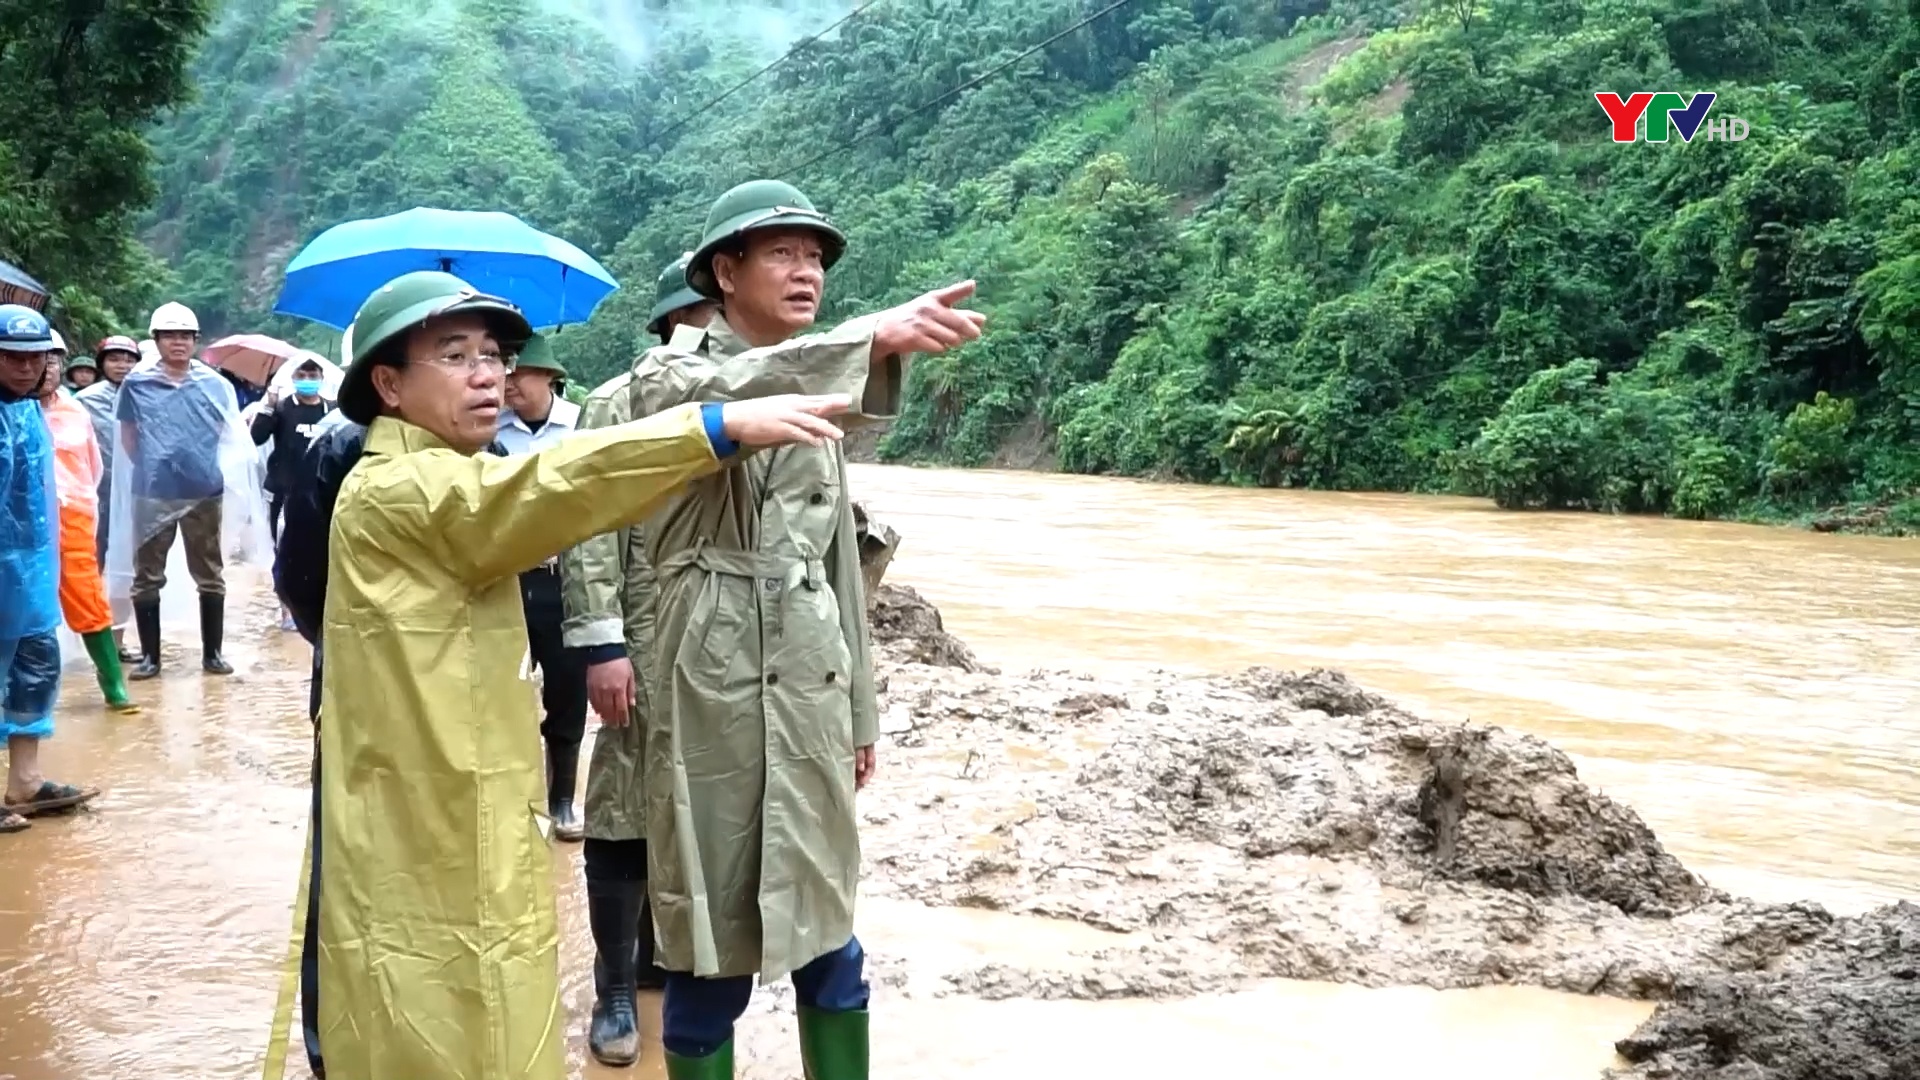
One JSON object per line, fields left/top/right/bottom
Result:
{"left": 854, "top": 581, "right": 1911, "bottom": 1079}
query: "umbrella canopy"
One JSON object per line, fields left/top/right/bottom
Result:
{"left": 0, "top": 256, "right": 48, "bottom": 311}
{"left": 205, "top": 333, "right": 303, "bottom": 386}
{"left": 273, "top": 207, "right": 619, "bottom": 331}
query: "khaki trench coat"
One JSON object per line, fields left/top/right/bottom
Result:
{"left": 317, "top": 406, "right": 721, "bottom": 1080}
{"left": 560, "top": 370, "right": 655, "bottom": 840}
{"left": 629, "top": 315, "right": 899, "bottom": 980}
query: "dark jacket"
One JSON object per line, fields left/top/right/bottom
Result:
{"left": 273, "top": 416, "right": 509, "bottom": 720}
{"left": 251, "top": 396, "right": 333, "bottom": 497}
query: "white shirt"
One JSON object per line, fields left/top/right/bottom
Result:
{"left": 493, "top": 396, "right": 580, "bottom": 456}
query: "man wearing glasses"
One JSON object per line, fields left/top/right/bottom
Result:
{"left": 310, "top": 269, "right": 854, "bottom": 1080}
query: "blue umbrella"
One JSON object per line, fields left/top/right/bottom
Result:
{"left": 274, "top": 208, "right": 619, "bottom": 330}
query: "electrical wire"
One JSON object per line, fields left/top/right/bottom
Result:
{"left": 648, "top": 0, "right": 893, "bottom": 147}
{"left": 775, "top": 0, "right": 1148, "bottom": 178}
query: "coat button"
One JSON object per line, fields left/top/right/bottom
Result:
{"left": 809, "top": 492, "right": 825, "bottom": 505}
{"left": 766, "top": 673, "right": 779, "bottom": 686}
{"left": 764, "top": 577, "right": 780, "bottom": 591}
{"left": 825, "top": 671, "right": 836, "bottom": 683}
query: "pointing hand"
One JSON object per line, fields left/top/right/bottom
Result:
{"left": 871, "top": 280, "right": 987, "bottom": 359}
{"left": 720, "top": 394, "right": 852, "bottom": 448}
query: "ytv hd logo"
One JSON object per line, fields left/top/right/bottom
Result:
{"left": 1594, "top": 92, "right": 1749, "bottom": 143}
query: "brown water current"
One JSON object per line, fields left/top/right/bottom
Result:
{"left": 847, "top": 465, "right": 1920, "bottom": 915}
{"left": 0, "top": 467, "right": 1912, "bottom": 1078}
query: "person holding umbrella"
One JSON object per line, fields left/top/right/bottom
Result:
{"left": 312, "top": 268, "right": 852, "bottom": 1080}
{"left": 494, "top": 335, "right": 590, "bottom": 841}
{"left": 626, "top": 180, "right": 984, "bottom": 1078}
{"left": 557, "top": 250, "right": 715, "bottom": 1066}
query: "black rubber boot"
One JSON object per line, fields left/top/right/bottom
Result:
{"left": 200, "top": 593, "right": 233, "bottom": 675}
{"left": 547, "top": 740, "right": 583, "bottom": 842}
{"left": 587, "top": 877, "right": 643, "bottom": 1066}
{"left": 635, "top": 889, "right": 670, "bottom": 991}
{"left": 129, "top": 601, "right": 162, "bottom": 681}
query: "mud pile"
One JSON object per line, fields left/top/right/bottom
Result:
{"left": 857, "top": 585, "right": 1915, "bottom": 1080}
{"left": 1608, "top": 902, "right": 1920, "bottom": 1080}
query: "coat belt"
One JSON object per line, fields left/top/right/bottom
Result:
{"left": 660, "top": 542, "right": 825, "bottom": 590}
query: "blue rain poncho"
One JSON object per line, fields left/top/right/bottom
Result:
{"left": 0, "top": 395, "right": 59, "bottom": 641}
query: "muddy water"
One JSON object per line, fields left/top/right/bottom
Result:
{"left": 846, "top": 465, "right": 1920, "bottom": 913}
{"left": 0, "top": 468, "right": 1911, "bottom": 1078}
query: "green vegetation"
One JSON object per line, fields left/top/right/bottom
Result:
{"left": 128, "top": 0, "right": 1920, "bottom": 529}
{"left": 0, "top": 1, "right": 212, "bottom": 340}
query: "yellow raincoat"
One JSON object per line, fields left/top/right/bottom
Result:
{"left": 629, "top": 315, "right": 898, "bottom": 981}
{"left": 318, "top": 404, "right": 724, "bottom": 1080}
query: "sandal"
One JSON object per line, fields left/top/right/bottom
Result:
{"left": 0, "top": 810, "right": 28, "bottom": 833}
{"left": 4, "top": 781, "right": 100, "bottom": 817}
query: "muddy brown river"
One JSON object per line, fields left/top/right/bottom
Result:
{"left": 0, "top": 464, "right": 1913, "bottom": 1078}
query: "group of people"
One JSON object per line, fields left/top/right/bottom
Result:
{"left": 0, "top": 299, "right": 282, "bottom": 833}
{"left": 0, "top": 176, "right": 988, "bottom": 1080}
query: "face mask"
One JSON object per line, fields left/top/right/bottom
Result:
{"left": 293, "top": 379, "right": 322, "bottom": 397}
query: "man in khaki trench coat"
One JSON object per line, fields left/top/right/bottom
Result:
{"left": 624, "top": 180, "right": 985, "bottom": 1079}
{"left": 560, "top": 251, "right": 716, "bottom": 1067}
{"left": 314, "top": 268, "right": 852, "bottom": 1080}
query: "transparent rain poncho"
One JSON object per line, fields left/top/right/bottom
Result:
{"left": 0, "top": 395, "right": 60, "bottom": 642}
{"left": 104, "top": 358, "right": 271, "bottom": 608}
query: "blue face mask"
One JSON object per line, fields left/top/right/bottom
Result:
{"left": 293, "top": 379, "right": 322, "bottom": 397}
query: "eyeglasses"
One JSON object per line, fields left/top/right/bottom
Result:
{"left": 420, "top": 349, "right": 515, "bottom": 374}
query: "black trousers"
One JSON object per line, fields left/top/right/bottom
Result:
{"left": 302, "top": 747, "right": 324, "bottom": 1075}
{"left": 521, "top": 566, "right": 588, "bottom": 764}
{"left": 268, "top": 493, "right": 285, "bottom": 543}
{"left": 301, "top": 652, "right": 324, "bottom": 1075}
{"left": 583, "top": 836, "right": 649, "bottom": 882}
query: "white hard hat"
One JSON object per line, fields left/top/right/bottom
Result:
{"left": 148, "top": 301, "right": 200, "bottom": 334}
{"left": 48, "top": 329, "right": 65, "bottom": 353}
{"left": 138, "top": 338, "right": 160, "bottom": 363}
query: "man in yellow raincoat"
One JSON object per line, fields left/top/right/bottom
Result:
{"left": 625, "top": 180, "right": 985, "bottom": 1078}
{"left": 561, "top": 251, "right": 716, "bottom": 1068}
{"left": 315, "top": 268, "right": 854, "bottom": 1080}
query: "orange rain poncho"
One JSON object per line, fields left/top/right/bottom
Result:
{"left": 43, "top": 390, "right": 112, "bottom": 634}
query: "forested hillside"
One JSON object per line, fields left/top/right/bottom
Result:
{"left": 118, "top": 1, "right": 1920, "bottom": 527}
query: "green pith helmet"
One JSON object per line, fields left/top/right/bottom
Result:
{"left": 686, "top": 179, "right": 846, "bottom": 300}
{"left": 513, "top": 334, "right": 564, "bottom": 376}
{"left": 646, "top": 251, "right": 707, "bottom": 337}
{"left": 336, "top": 270, "right": 533, "bottom": 425}
{"left": 65, "top": 355, "right": 98, "bottom": 374}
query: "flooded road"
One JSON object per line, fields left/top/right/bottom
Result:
{"left": 0, "top": 466, "right": 1913, "bottom": 1078}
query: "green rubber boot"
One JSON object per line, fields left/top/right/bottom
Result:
{"left": 797, "top": 1006, "right": 868, "bottom": 1080}
{"left": 664, "top": 1040, "right": 733, "bottom": 1080}
{"left": 82, "top": 630, "right": 140, "bottom": 713}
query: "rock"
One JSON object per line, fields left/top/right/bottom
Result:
{"left": 852, "top": 500, "right": 898, "bottom": 605}
{"left": 1607, "top": 902, "right": 1920, "bottom": 1080}
{"left": 869, "top": 582, "right": 984, "bottom": 671}
{"left": 1412, "top": 725, "right": 1715, "bottom": 916}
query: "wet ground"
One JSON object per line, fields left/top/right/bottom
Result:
{"left": 3, "top": 467, "right": 1916, "bottom": 1078}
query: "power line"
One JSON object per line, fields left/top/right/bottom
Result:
{"left": 649, "top": 0, "right": 892, "bottom": 147}
{"left": 775, "top": 0, "right": 1147, "bottom": 178}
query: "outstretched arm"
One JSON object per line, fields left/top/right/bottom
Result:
{"left": 633, "top": 316, "right": 901, "bottom": 424}
{"left": 344, "top": 395, "right": 852, "bottom": 589}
